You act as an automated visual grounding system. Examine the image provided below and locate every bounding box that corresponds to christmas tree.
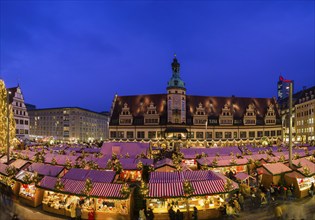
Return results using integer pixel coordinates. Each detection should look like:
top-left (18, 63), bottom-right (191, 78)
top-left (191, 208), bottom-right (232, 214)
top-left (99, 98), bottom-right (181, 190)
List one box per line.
top-left (0, 80), bottom-right (16, 152)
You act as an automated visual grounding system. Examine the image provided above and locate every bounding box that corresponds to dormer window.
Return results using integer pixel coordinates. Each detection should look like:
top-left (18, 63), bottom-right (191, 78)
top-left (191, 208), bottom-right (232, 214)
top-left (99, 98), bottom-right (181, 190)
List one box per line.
top-left (219, 104), bottom-right (233, 125)
top-left (243, 104), bottom-right (256, 125)
top-left (144, 102), bottom-right (159, 125)
top-left (194, 103), bottom-right (207, 125)
top-left (265, 104), bottom-right (276, 125)
top-left (119, 103), bottom-right (133, 125)
top-left (121, 103), bottom-right (131, 115)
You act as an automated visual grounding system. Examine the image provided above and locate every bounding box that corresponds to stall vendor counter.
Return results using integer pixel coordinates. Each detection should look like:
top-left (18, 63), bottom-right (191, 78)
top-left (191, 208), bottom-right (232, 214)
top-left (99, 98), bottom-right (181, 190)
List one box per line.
top-left (147, 195), bottom-right (224, 220)
top-left (19, 184), bottom-right (44, 207)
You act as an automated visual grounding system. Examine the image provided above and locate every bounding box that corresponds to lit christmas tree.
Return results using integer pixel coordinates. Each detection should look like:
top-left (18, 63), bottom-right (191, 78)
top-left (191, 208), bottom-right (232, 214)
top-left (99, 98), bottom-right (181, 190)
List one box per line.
top-left (0, 80), bottom-right (16, 153)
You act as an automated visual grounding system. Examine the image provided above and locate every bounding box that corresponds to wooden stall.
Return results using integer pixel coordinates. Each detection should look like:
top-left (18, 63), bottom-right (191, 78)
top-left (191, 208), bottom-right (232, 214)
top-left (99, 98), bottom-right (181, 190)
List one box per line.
top-left (39, 175), bottom-right (133, 220)
top-left (15, 170), bottom-right (44, 207)
top-left (259, 163), bottom-right (292, 187)
top-left (146, 171), bottom-right (238, 220)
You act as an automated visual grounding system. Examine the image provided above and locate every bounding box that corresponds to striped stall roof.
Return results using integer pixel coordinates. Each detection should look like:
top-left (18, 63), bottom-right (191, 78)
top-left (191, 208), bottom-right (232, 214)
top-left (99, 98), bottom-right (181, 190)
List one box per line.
top-left (182, 170), bottom-right (221, 181)
top-left (63, 179), bottom-right (85, 195)
top-left (63, 168), bottom-right (89, 180)
top-left (88, 170), bottom-right (116, 183)
top-left (90, 182), bottom-right (124, 198)
top-left (27, 163), bottom-right (64, 177)
top-left (55, 155), bottom-right (79, 165)
top-left (148, 182), bottom-right (184, 198)
top-left (39, 176), bottom-right (60, 189)
top-left (149, 172), bottom-right (181, 183)
top-left (191, 179), bottom-right (225, 195)
top-left (95, 156), bottom-right (112, 169)
top-left (63, 168), bottom-right (116, 183)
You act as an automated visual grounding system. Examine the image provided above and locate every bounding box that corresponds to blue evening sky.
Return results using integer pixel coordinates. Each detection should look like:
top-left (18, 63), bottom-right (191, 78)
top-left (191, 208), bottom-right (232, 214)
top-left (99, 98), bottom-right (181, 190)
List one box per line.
top-left (1, 1), bottom-right (314, 112)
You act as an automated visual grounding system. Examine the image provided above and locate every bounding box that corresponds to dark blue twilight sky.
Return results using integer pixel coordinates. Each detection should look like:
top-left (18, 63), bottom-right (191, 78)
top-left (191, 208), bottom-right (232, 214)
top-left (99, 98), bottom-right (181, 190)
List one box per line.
top-left (0, 1), bottom-right (314, 112)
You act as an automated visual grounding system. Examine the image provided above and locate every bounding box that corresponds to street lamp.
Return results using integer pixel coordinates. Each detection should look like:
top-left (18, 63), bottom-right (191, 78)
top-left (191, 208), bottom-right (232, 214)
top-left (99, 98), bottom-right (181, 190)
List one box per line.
top-left (289, 82), bottom-right (293, 168)
top-left (6, 89), bottom-right (11, 163)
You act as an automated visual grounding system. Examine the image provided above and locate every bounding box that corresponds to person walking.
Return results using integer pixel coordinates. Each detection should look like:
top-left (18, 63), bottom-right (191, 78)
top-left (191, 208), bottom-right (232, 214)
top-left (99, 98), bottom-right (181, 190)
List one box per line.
top-left (146, 208), bottom-right (154, 220)
top-left (75, 203), bottom-right (82, 220)
top-left (88, 207), bottom-right (95, 220)
top-left (139, 208), bottom-right (146, 220)
top-left (309, 183), bottom-right (314, 197)
top-left (238, 193), bottom-right (244, 211)
top-left (192, 206), bottom-right (198, 220)
top-left (70, 203), bottom-right (76, 220)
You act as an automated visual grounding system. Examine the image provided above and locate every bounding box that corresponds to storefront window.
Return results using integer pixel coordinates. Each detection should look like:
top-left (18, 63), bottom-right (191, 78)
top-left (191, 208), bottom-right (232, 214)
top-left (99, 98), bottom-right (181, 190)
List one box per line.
top-left (147, 195), bottom-right (225, 214)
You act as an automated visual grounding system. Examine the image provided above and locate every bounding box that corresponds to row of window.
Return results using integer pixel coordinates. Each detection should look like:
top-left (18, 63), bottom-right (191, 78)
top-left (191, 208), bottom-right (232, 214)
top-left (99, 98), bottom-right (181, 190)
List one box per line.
top-left (15, 119), bottom-right (29, 125)
top-left (110, 130), bottom-right (282, 139)
top-left (296, 108), bottom-right (314, 117)
top-left (297, 127), bottom-right (314, 134)
top-left (15, 102), bottom-right (23, 107)
top-left (14, 109), bottom-right (27, 116)
top-left (16, 129), bottom-right (29, 135)
top-left (296, 118), bottom-right (314, 126)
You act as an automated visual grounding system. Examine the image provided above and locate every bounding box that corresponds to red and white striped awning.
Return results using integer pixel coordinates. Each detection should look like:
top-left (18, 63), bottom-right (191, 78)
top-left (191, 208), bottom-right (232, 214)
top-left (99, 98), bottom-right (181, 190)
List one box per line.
top-left (191, 180), bottom-right (226, 195)
top-left (182, 170), bottom-right (221, 181)
top-left (149, 172), bottom-right (181, 183)
top-left (90, 182), bottom-right (124, 198)
top-left (148, 182), bottom-right (184, 198)
top-left (63, 179), bottom-right (85, 195)
top-left (39, 176), bottom-right (125, 198)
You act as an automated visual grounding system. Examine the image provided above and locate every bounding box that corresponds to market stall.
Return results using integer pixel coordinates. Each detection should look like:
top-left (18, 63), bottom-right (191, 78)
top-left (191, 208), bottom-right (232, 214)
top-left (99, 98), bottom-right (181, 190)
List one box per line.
top-left (284, 171), bottom-right (314, 198)
top-left (284, 158), bottom-right (315, 198)
top-left (119, 158), bottom-right (153, 182)
top-left (154, 158), bottom-right (176, 172)
top-left (14, 170), bottom-right (44, 207)
top-left (259, 163), bottom-right (292, 187)
top-left (146, 171), bottom-right (238, 220)
top-left (0, 163), bottom-right (19, 195)
top-left (38, 176), bottom-right (132, 220)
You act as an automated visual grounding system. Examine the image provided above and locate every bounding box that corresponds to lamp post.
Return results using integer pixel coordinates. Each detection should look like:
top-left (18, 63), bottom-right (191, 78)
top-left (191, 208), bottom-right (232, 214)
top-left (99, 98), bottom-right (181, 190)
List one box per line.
top-left (289, 82), bottom-right (293, 168)
top-left (6, 90), bottom-right (11, 163)
top-left (204, 120), bottom-right (208, 147)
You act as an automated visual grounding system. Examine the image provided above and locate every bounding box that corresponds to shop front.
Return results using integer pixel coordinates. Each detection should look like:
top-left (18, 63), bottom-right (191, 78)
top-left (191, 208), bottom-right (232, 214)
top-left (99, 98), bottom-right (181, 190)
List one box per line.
top-left (38, 176), bottom-right (133, 220)
top-left (146, 171), bottom-right (239, 220)
top-left (14, 170), bottom-right (44, 207)
top-left (284, 171), bottom-right (315, 198)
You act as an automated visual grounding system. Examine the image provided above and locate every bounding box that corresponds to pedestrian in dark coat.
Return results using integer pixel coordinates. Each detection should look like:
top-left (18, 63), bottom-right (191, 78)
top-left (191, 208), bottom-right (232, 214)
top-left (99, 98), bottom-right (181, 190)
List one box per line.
top-left (147, 208), bottom-right (154, 220)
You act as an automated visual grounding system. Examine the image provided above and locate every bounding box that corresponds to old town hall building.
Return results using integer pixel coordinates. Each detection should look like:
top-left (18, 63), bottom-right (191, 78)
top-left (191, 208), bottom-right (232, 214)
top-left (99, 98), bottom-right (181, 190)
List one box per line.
top-left (109, 56), bottom-right (282, 147)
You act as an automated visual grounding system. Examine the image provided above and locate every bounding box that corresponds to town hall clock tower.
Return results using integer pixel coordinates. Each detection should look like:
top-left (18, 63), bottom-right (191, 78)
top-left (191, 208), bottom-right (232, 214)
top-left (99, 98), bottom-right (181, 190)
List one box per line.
top-left (167, 55), bottom-right (186, 124)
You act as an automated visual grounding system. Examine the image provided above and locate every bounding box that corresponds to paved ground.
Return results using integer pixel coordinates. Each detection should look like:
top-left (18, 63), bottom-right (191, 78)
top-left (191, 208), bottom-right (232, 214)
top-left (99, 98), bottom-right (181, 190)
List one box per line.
top-left (222, 196), bottom-right (315, 220)
top-left (0, 196), bottom-right (66, 220)
top-left (1, 195), bottom-right (315, 220)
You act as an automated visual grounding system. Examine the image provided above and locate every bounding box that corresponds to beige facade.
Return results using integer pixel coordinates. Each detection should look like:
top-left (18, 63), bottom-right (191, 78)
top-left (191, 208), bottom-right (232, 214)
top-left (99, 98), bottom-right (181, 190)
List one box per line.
top-left (28, 107), bottom-right (109, 142)
top-left (295, 91), bottom-right (315, 143)
top-left (8, 86), bottom-right (30, 139)
top-left (280, 86), bottom-right (315, 144)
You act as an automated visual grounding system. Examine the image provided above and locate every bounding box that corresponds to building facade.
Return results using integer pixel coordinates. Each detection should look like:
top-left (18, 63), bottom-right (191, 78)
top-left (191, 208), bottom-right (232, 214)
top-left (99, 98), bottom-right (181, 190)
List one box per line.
top-left (279, 86), bottom-right (315, 144)
top-left (28, 107), bottom-right (109, 142)
top-left (8, 85), bottom-right (30, 139)
top-left (109, 57), bottom-right (282, 147)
